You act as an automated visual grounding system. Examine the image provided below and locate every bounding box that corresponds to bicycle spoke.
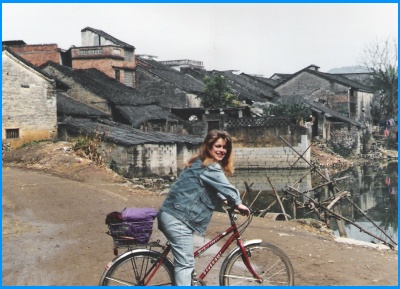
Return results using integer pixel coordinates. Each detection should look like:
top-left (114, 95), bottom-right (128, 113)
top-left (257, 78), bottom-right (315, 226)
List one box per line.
top-left (220, 243), bottom-right (294, 286)
top-left (100, 251), bottom-right (174, 286)
top-left (105, 276), bottom-right (136, 286)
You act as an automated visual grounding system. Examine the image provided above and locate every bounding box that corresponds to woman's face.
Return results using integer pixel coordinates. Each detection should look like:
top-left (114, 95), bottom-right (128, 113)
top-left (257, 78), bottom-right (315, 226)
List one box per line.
top-left (210, 138), bottom-right (228, 162)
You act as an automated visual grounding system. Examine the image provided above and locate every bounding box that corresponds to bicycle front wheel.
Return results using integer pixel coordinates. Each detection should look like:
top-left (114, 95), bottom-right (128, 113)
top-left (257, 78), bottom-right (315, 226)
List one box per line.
top-left (220, 242), bottom-right (294, 286)
top-left (100, 250), bottom-right (174, 286)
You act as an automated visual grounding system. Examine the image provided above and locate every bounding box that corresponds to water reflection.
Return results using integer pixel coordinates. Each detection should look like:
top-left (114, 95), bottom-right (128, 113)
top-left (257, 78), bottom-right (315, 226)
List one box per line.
top-left (229, 161), bottom-right (398, 245)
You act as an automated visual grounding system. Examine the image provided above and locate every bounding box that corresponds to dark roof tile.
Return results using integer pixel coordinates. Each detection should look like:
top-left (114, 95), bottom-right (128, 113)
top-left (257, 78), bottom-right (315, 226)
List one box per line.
top-left (57, 92), bottom-right (109, 118)
top-left (115, 105), bottom-right (181, 128)
top-left (41, 61), bottom-right (155, 106)
top-left (65, 118), bottom-right (203, 146)
top-left (81, 27), bottom-right (135, 49)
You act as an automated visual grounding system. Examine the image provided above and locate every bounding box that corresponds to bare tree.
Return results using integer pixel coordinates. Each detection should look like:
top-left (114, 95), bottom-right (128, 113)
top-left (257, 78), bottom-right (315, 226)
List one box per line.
top-left (359, 37), bottom-right (398, 120)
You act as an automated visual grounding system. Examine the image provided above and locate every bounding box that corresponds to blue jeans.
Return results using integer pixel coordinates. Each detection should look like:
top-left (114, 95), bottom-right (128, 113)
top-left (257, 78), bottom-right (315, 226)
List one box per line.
top-left (158, 211), bottom-right (194, 286)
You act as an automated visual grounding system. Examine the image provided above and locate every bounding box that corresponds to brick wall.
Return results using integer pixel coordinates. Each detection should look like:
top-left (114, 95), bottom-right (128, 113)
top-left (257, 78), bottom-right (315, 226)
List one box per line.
top-left (9, 44), bottom-right (60, 66)
top-left (71, 46), bottom-right (136, 87)
top-left (100, 143), bottom-right (179, 177)
top-left (2, 53), bottom-right (57, 148)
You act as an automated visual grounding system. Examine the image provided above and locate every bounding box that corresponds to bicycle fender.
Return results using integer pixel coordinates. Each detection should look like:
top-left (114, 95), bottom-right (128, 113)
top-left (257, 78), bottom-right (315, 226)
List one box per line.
top-left (218, 239), bottom-right (262, 284)
top-left (224, 239), bottom-right (262, 263)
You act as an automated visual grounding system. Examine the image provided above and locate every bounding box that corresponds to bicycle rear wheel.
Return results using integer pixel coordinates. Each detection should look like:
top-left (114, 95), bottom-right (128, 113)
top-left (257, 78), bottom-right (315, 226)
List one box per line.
top-left (100, 250), bottom-right (174, 286)
top-left (220, 242), bottom-right (294, 286)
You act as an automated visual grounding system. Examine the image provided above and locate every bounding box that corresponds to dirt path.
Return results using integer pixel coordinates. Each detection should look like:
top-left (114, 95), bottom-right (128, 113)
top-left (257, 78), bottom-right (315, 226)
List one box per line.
top-left (2, 165), bottom-right (397, 286)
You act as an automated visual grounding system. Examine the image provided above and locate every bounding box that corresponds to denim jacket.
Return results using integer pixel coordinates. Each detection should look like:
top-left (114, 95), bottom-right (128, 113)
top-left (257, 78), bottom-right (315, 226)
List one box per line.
top-left (158, 159), bottom-right (241, 235)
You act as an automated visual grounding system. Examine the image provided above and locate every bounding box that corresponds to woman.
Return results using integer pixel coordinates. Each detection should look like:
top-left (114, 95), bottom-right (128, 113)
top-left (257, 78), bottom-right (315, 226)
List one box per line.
top-left (158, 130), bottom-right (250, 286)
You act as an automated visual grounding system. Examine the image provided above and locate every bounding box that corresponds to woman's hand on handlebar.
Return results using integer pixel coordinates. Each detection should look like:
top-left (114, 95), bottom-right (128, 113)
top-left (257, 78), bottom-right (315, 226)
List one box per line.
top-left (236, 204), bottom-right (251, 217)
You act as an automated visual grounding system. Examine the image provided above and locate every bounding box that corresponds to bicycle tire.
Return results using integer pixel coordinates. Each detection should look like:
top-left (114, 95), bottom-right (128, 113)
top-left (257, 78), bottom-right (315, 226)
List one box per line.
top-left (100, 250), bottom-right (174, 286)
top-left (220, 242), bottom-right (295, 286)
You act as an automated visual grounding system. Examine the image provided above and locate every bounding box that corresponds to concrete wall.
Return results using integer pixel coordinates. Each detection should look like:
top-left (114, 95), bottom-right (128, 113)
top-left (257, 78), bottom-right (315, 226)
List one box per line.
top-left (100, 141), bottom-right (202, 177)
top-left (234, 135), bottom-right (310, 169)
top-left (2, 52), bottom-right (57, 148)
top-left (99, 134), bottom-right (310, 178)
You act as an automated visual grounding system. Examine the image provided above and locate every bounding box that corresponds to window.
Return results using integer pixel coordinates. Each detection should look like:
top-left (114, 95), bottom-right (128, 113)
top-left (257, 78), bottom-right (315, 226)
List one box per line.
top-left (115, 70), bottom-right (120, 81)
top-left (6, 129), bottom-right (19, 139)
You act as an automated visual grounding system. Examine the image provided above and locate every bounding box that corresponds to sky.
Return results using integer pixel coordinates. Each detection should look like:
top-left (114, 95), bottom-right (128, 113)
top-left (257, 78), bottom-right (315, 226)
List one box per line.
top-left (2, 3), bottom-right (398, 77)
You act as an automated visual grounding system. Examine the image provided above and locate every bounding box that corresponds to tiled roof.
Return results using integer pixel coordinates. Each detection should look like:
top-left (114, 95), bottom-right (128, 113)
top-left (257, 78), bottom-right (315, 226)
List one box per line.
top-left (65, 117), bottom-right (203, 146)
top-left (277, 95), bottom-right (365, 127)
top-left (57, 92), bottom-right (109, 118)
top-left (242, 73), bottom-right (279, 87)
top-left (41, 61), bottom-right (155, 106)
top-left (276, 67), bottom-right (373, 92)
top-left (181, 69), bottom-right (250, 102)
top-left (307, 100), bottom-right (365, 128)
top-left (2, 40), bottom-right (26, 46)
top-left (81, 27), bottom-right (135, 49)
top-left (318, 71), bottom-right (372, 92)
top-left (221, 71), bottom-right (277, 100)
top-left (184, 68), bottom-right (274, 103)
top-left (137, 57), bottom-right (205, 93)
top-left (270, 73), bottom-right (292, 80)
top-left (115, 105), bottom-right (181, 128)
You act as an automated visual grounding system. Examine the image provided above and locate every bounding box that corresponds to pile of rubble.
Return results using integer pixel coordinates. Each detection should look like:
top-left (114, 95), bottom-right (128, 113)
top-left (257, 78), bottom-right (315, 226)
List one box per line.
top-left (310, 138), bottom-right (397, 174)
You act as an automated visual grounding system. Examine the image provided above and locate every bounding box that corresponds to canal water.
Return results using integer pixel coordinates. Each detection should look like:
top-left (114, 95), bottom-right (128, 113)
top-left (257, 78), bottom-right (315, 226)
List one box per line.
top-left (228, 161), bottom-right (398, 245)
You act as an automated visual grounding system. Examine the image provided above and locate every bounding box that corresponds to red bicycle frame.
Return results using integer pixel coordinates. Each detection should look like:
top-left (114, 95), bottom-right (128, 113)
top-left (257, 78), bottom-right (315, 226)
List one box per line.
top-left (194, 215), bottom-right (262, 282)
top-left (143, 210), bottom-right (262, 285)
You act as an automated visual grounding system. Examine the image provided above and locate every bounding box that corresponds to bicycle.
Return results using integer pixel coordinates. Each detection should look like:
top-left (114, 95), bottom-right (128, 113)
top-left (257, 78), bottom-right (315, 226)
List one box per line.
top-left (99, 207), bottom-right (295, 286)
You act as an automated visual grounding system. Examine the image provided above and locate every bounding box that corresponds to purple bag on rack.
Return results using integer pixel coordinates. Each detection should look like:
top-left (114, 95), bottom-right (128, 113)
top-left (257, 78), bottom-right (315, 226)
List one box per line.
top-left (119, 208), bottom-right (158, 244)
top-left (121, 207), bottom-right (158, 222)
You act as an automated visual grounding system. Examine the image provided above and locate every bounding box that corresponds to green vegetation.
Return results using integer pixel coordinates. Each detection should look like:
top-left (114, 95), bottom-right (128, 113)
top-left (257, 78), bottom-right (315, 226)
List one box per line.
top-left (263, 103), bottom-right (311, 123)
top-left (198, 75), bottom-right (238, 108)
top-left (20, 140), bottom-right (46, 148)
top-left (72, 134), bottom-right (104, 165)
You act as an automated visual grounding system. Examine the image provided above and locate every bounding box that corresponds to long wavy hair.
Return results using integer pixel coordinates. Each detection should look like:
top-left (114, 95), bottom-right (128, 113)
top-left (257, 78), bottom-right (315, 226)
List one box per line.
top-left (185, 130), bottom-right (235, 176)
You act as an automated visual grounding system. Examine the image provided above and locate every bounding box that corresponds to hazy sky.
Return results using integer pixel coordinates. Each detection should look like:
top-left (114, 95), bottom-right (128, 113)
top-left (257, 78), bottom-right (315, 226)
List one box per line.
top-left (2, 3), bottom-right (398, 77)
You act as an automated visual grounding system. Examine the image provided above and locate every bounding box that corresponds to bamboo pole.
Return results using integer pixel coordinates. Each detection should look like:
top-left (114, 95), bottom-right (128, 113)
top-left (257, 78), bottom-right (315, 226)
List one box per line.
top-left (267, 177), bottom-right (289, 221)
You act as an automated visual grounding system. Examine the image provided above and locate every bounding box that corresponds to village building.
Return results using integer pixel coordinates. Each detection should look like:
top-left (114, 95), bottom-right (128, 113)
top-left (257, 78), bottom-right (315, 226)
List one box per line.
top-left (70, 27), bottom-right (136, 88)
top-left (269, 72), bottom-right (292, 83)
top-left (240, 72), bottom-right (280, 88)
top-left (275, 65), bottom-right (374, 122)
top-left (64, 117), bottom-right (203, 177)
top-left (41, 61), bottom-right (180, 133)
top-left (3, 40), bottom-right (66, 67)
top-left (135, 55), bottom-right (205, 108)
top-left (182, 68), bottom-right (276, 106)
top-left (2, 47), bottom-right (58, 149)
top-left (159, 59), bottom-right (205, 71)
top-left (274, 64), bottom-right (374, 154)
top-left (5, 26), bottom-right (384, 175)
